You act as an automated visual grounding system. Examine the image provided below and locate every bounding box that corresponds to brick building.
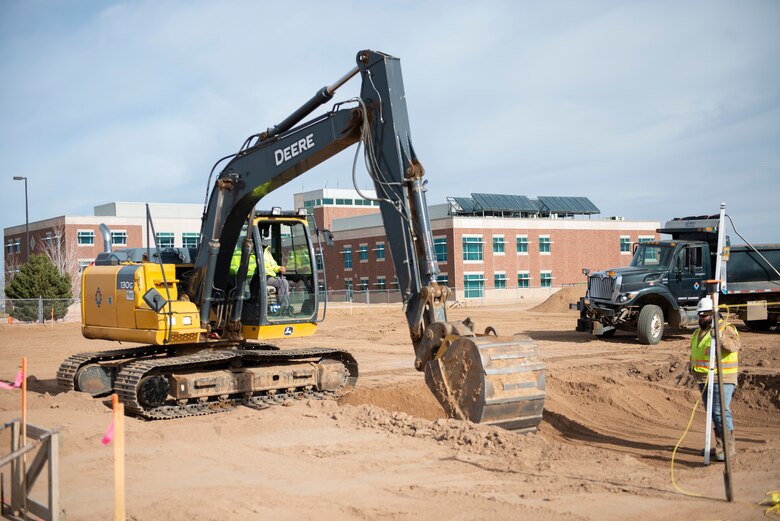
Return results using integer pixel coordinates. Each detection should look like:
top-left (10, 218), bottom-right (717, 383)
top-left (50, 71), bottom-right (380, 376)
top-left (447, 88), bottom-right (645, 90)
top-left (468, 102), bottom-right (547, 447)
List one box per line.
top-left (311, 192), bottom-right (659, 302)
top-left (5, 191), bottom-right (660, 303)
top-left (4, 202), bottom-right (202, 295)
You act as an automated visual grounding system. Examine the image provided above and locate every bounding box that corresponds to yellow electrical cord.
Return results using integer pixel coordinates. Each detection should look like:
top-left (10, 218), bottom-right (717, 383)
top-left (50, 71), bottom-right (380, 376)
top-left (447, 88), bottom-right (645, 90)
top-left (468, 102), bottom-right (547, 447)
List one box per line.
top-left (670, 394), bottom-right (705, 497)
top-left (670, 384), bottom-right (780, 516)
top-left (761, 491), bottom-right (780, 516)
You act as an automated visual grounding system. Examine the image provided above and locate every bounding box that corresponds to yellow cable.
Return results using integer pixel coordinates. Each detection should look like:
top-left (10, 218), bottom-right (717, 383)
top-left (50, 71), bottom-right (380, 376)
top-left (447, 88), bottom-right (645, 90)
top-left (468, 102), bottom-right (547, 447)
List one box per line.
top-left (670, 385), bottom-right (780, 515)
top-left (671, 393), bottom-right (705, 497)
top-left (760, 491), bottom-right (780, 517)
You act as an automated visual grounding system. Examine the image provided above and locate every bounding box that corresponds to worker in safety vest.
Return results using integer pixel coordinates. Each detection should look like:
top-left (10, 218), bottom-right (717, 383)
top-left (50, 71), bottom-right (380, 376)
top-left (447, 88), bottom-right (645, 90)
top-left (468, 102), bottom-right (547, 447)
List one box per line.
top-left (262, 238), bottom-right (291, 313)
top-left (690, 295), bottom-right (740, 461)
top-left (229, 247), bottom-right (257, 279)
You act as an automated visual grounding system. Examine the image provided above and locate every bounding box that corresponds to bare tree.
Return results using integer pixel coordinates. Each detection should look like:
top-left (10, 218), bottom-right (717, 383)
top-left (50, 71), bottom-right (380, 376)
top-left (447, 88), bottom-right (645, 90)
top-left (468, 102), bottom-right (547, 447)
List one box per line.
top-left (40, 226), bottom-right (80, 296)
top-left (4, 254), bottom-right (22, 290)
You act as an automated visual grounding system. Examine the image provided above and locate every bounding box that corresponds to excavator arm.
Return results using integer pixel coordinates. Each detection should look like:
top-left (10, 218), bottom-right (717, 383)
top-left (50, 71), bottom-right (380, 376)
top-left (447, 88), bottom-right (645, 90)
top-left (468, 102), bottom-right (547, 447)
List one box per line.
top-left (188, 50), bottom-right (545, 430)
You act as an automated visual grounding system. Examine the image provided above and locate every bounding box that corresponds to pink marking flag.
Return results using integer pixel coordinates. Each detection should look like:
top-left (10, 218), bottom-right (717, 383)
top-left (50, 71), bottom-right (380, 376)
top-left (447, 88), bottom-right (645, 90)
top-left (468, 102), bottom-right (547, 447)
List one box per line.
top-left (101, 418), bottom-right (116, 446)
top-left (0, 370), bottom-right (23, 390)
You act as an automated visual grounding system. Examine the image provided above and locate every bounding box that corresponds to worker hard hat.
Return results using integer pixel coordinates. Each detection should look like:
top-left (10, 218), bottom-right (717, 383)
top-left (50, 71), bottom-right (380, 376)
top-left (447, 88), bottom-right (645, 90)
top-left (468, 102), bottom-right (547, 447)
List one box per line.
top-left (697, 296), bottom-right (713, 314)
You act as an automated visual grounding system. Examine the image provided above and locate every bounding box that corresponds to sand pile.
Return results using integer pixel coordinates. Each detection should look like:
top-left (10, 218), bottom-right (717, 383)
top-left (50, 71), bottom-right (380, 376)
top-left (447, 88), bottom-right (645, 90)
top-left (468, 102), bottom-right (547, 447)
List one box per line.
top-left (338, 380), bottom-right (446, 420)
top-left (529, 286), bottom-right (586, 313)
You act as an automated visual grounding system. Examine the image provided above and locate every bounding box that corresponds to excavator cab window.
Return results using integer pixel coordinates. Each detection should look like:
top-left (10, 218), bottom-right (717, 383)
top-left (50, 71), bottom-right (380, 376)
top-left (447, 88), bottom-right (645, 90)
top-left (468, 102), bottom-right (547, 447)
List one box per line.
top-left (253, 218), bottom-right (317, 323)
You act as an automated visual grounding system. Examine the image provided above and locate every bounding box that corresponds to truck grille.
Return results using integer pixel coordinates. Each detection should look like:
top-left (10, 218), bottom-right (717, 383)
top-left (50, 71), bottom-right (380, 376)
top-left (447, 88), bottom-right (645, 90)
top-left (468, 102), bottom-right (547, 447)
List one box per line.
top-left (588, 275), bottom-right (617, 300)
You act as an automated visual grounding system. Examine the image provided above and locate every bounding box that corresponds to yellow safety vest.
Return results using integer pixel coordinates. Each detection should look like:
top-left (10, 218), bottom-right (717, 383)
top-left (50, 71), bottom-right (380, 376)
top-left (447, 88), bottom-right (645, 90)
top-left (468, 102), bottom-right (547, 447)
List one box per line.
top-left (230, 248), bottom-right (256, 278)
top-left (264, 246), bottom-right (281, 277)
top-left (690, 321), bottom-right (739, 375)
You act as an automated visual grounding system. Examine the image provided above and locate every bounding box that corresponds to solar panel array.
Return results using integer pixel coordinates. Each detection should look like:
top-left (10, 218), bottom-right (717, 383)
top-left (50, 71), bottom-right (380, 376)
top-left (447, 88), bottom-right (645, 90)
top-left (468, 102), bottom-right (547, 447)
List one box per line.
top-left (471, 193), bottom-right (539, 212)
top-left (537, 196), bottom-right (600, 214)
top-left (452, 196), bottom-right (478, 213)
top-left (448, 193), bottom-right (599, 216)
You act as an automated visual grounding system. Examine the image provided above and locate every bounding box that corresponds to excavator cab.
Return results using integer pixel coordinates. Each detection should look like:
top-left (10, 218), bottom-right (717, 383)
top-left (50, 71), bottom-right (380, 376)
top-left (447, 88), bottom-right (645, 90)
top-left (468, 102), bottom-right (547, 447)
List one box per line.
top-left (238, 211), bottom-right (322, 340)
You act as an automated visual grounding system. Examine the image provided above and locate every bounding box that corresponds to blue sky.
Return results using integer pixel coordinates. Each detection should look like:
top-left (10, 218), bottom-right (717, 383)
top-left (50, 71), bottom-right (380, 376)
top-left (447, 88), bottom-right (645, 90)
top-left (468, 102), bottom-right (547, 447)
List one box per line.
top-left (1, 0), bottom-right (779, 283)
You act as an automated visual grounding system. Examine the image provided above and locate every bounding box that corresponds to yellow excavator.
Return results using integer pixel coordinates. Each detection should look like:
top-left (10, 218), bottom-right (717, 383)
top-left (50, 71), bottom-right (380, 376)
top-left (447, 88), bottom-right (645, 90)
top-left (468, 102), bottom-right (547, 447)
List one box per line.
top-left (58, 50), bottom-right (545, 430)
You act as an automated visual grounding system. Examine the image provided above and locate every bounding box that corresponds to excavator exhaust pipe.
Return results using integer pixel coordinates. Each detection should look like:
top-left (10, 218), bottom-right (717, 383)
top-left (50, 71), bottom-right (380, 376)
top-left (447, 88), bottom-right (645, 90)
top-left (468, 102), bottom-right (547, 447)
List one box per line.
top-left (424, 335), bottom-right (545, 432)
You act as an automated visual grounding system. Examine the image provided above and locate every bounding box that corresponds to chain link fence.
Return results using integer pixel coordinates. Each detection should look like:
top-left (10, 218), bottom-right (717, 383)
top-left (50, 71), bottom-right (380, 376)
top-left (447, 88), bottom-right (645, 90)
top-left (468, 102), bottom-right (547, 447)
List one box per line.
top-left (1, 298), bottom-right (79, 324)
top-left (1, 285), bottom-right (578, 324)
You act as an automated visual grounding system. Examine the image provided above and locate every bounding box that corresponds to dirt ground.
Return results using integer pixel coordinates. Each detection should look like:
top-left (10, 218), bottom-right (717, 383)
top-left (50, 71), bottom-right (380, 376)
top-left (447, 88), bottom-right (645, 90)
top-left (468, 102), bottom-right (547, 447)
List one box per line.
top-left (1, 291), bottom-right (779, 521)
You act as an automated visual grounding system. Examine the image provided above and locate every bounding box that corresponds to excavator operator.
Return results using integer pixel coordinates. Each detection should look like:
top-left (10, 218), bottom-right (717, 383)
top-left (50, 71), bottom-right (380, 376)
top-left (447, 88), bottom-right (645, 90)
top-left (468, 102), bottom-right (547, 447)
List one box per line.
top-left (262, 236), bottom-right (291, 314)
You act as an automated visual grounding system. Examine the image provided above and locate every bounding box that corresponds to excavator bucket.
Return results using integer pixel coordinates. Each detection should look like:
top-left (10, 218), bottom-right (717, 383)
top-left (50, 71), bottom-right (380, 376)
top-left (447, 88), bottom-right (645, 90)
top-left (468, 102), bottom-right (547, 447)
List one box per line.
top-left (424, 334), bottom-right (545, 432)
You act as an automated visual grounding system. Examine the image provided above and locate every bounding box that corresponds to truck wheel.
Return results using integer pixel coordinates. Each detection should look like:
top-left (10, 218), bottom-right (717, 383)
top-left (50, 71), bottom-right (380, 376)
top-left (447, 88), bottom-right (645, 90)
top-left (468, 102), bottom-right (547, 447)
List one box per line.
top-left (637, 305), bottom-right (664, 345)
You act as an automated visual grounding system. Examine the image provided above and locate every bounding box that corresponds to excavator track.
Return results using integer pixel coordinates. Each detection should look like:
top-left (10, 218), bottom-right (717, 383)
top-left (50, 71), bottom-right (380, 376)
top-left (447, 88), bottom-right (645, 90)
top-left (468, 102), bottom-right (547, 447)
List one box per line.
top-left (57, 344), bottom-right (173, 392)
top-left (58, 345), bottom-right (358, 420)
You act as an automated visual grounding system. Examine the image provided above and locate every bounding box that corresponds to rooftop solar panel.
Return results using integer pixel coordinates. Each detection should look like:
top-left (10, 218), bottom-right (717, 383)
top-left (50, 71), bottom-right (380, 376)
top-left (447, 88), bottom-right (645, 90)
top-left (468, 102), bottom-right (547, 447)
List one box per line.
top-left (537, 196), bottom-right (600, 214)
top-left (452, 196), bottom-right (477, 213)
top-left (471, 193), bottom-right (538, 212)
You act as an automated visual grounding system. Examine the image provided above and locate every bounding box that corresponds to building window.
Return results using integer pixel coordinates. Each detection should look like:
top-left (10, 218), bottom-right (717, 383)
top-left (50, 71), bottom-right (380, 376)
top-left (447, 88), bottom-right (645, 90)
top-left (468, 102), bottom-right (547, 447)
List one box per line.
top-left (344, 279), bottom-right (353, 298)
top-left (438, 273), bottom-right (448, 288)
top-left (6, 241), bottom-right (13, 254)
top-left (77, 230), bottom-right (94, 246)
top-left (155, 232), bottom-right (174, 248)
top-left (111, 231), bottom-right (128, 246)
top-left (462, 236), bottom-right (483, 261)
top-left (182, 232), bottom-right (199, 249)
top-left (516, 236), bottom-right (528, 254)
top-left (358, 244), bottom-right (369, 262)
top-left (464, 273), bottom-right (484, 299)
top-left (358, 278), bottom-right (369, 291)
top-left (517, 272), bottom-right (530, 288)
top-left (434, 237), bottom-right (447, 263)
top-left (78, 259), bottom-right (93, 273)
top-left (336, 198), bottom-right (353, 205)
top-left (493, 236), bottom-right (505, 254)
top-left (375, 242), bottom-right (385, 261)
top-left (315, 252), bottom-right (324, 271)
top-left (43, 232), bottom-right (57, 246)
top-left (322, 198), bottom-right (334, 205)
top-left (13, 239), bottom-right (20, 253)
top-left (376, 277), bottom-right (386, 290)
top-left (494, 272), bottom-right (506, 290)
top-left (343, 245), bottom-right (353, 270)
top-left (539, 236), bottom-right (551, 254)
top-left (620, 236), bottom-right (631, 254)
top-left (541, 271), bottom-right (553, 288)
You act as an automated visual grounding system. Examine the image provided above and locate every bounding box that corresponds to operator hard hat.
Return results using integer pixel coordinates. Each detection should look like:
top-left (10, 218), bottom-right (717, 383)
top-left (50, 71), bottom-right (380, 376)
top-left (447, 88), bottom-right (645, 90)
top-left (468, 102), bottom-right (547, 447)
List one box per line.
top-left (697, 296), bottom-right (713, 315)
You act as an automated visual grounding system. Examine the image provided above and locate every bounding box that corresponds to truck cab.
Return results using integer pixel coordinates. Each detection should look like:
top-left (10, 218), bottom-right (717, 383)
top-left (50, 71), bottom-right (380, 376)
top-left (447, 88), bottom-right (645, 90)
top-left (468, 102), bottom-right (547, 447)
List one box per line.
top-left (576, 216), bottom-right (720, 344)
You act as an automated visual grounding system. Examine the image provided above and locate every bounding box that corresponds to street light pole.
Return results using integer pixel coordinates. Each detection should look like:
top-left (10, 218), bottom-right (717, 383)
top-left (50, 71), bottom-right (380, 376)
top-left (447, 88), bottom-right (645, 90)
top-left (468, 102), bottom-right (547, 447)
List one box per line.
top-left (13, 176), bottom-right (29, 262)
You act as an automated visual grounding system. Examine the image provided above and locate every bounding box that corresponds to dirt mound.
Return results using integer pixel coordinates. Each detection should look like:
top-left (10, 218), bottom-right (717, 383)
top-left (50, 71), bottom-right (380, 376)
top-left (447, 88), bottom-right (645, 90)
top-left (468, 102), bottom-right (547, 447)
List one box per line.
top-left (333, 403), bottom-right (550, 462)
top-left (338, 380), bottom-right (447, 420)
top-left (529, 286), bottom-right (585, 313)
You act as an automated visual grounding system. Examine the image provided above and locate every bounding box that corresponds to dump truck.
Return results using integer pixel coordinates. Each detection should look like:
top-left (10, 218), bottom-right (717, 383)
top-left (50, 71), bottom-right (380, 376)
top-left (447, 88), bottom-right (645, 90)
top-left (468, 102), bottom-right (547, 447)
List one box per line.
top-left (575, 214), bottom-right (780, 344)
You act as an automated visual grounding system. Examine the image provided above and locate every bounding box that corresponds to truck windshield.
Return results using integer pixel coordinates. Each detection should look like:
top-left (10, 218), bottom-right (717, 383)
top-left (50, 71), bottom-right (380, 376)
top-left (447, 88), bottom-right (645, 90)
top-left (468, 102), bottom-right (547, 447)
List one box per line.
top-left (630, 244), bottom-right (676, 270)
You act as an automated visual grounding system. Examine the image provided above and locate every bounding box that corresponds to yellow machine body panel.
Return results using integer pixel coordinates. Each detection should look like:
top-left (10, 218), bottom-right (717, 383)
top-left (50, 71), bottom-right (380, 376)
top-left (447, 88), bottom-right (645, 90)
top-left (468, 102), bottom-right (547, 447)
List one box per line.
top-left (81, 262), bottom-right (205, 345)
top-left (242, 322), bottom-right (318, 340)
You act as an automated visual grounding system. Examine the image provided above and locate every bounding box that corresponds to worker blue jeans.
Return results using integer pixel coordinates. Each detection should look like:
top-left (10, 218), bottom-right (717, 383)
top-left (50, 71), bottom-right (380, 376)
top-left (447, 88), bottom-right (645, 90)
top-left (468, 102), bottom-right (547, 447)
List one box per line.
top-left (267, 276), bottom-right (290, 309)
top-left (699, 382), bottom-right (735, 434)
